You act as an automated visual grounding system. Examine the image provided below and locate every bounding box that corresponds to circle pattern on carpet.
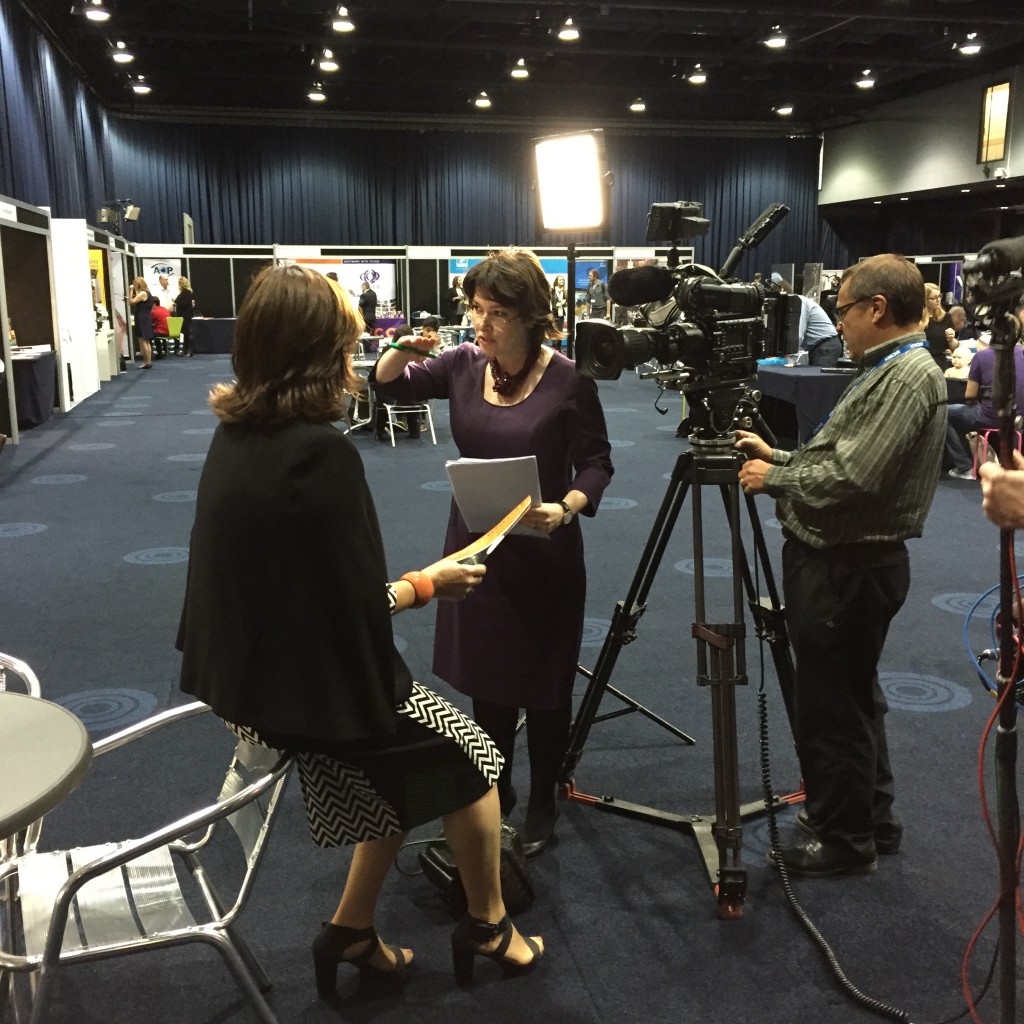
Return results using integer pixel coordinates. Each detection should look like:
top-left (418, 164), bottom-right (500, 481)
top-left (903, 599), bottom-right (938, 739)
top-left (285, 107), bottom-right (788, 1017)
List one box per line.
top-left (123, 547), bottom-right (190, 565)
top-left (57, 688), bottom-right (159, 732)
top-left (879, 672), bottom-right (973, 712)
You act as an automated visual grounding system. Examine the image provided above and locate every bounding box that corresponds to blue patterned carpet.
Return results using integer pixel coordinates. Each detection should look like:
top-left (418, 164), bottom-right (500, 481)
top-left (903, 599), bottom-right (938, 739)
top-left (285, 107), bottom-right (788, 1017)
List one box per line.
top-left (1, 355), bottom-right (1019, 1023)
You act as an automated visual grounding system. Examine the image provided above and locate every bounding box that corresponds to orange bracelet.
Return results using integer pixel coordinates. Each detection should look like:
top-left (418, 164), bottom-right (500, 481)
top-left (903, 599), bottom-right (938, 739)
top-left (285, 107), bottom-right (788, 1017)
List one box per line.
top-left (399, 570), bottom-right (435, 608)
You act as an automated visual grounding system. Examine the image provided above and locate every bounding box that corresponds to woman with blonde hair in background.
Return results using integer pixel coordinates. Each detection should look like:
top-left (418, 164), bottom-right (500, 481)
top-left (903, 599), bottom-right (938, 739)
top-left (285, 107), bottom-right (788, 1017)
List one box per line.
top-left (128, 276), bottom-right (154, 369)
top-left (923, 282), bottom-right (954, 371)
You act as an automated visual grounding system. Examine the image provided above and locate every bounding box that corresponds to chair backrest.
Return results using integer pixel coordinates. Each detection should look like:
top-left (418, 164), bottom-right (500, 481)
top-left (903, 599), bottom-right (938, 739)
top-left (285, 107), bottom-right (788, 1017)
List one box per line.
top-left (0, 651), bottom-right (41, 696)
top-left (166, 316), bottom-right (184, 337)
top-left (218, 738), bottom-right (290, 867)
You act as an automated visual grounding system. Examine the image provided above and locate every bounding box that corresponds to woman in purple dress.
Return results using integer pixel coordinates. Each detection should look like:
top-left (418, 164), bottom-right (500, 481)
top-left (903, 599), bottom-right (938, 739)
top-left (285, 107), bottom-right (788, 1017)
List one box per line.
top-left (373, 249), bottom-right (613, 858)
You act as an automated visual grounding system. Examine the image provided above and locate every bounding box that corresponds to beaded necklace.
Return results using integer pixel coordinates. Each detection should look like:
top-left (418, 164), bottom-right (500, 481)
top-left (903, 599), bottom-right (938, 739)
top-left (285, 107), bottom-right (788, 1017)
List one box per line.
top-left (489, 347), bottom-right (540, 398)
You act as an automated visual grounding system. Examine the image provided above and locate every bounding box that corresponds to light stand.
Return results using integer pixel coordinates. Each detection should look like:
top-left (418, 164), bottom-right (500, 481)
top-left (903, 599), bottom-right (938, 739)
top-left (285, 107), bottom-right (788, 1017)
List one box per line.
top-left (964, 238), bottom-right (1024, 1024)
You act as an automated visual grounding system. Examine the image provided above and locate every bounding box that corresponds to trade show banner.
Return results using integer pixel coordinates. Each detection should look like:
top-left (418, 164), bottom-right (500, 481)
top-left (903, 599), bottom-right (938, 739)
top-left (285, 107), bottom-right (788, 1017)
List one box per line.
top-left (294, 257), bottom-right (397, 310)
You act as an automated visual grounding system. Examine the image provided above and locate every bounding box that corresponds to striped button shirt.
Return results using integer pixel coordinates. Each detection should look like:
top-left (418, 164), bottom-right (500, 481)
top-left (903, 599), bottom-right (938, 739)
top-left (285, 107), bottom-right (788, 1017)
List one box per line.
top-left (762, 331), bottom-right (947, 549)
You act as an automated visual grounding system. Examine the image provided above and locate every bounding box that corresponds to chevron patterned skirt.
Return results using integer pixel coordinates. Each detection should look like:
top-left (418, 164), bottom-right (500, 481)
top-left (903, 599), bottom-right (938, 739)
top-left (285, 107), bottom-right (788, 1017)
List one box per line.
top-left (227, 682), bottom-right (503, 847)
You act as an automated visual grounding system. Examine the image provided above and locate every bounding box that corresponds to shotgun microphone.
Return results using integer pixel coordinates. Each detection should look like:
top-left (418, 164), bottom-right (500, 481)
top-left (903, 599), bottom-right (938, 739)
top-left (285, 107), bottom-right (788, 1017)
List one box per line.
top-left (964, 236), bottom-right (1024, 278)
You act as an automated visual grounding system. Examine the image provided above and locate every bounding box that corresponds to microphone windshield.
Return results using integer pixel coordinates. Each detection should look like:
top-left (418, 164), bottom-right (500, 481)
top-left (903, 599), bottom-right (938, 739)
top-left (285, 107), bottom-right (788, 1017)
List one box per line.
top-left (609, 266), bottom-right (674, 307)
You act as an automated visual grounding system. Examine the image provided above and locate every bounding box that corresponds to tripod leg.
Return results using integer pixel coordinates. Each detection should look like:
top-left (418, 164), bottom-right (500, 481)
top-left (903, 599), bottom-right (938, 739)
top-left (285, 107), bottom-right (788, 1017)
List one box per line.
top-left (562, 451), bottom-right (695, 782)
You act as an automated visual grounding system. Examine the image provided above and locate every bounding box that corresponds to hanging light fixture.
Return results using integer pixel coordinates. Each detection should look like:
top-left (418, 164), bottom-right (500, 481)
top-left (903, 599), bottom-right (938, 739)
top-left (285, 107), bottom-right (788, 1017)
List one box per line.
top-left (763, 25), bottom-right (787, 48)
top-left (474, 91), bottom-right (492, 108)
top-left (84, 1), bottom-right (111, 22)
top-left (112, 41), bottom-right (134, 64)
top-left (957, 33), bottom-right (982, 56)
top-left (319, 49), bottom-right (339, 72)
top-left (558, 18), bottom-right (580, 42)
top-left (131, 76), bottom-right (151, 95)
top-left (511, 58), bottom-right (529, 79)
top-left (307, 82), bottom-right (326, 102)
top-left (687, 64), bottom-right (707, 85)
top-left (773, 103), bottom-right (793, 116)
top-left (629, 97), bottom-right (646, 113)
top-left (332, 6), bottom-right (355, 32)
top-left (855, 69), bottom-right (875, 89)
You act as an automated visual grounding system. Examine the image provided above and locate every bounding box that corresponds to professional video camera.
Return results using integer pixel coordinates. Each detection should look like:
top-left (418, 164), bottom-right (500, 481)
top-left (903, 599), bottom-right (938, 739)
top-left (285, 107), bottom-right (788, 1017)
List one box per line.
top-left (575, 202), bottom-right (795, 392)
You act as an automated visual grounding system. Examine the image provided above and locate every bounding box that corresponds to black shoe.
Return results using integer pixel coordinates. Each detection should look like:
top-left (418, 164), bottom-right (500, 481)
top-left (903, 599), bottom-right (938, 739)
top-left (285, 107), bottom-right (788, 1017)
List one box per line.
top-left (796, 810), bottom-right (901, 855)
top-left (450, 914), bottom-right (542, 986)
top-left (521, 797), bottom-right (559, 860)
top-left (767, 837), bottom-right (877, 877)
top-left (311, 922), bottom-right (410, 1001)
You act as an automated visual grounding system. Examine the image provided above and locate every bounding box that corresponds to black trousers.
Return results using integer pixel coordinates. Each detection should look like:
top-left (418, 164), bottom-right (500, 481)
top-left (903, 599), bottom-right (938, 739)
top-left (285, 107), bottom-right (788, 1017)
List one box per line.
top-left (782, 534), bottom-right (909, 857)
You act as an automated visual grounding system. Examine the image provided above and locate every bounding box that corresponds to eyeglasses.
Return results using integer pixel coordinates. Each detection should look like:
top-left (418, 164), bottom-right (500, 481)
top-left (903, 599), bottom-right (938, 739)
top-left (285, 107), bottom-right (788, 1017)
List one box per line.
top-left (835, 297), bottom-right (870, 323)
top-left (468, 304), bottom-right (518, 326)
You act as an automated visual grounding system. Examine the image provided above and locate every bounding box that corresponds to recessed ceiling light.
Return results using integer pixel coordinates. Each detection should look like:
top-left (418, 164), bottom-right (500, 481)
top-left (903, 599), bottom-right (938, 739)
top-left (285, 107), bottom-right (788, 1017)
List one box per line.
top-left (112, 41), bottom-right (134, 64)
top-left (511, 58), bottom-right (529, 79)
top-left (961, 188), bottom-right (971, 193)
top-left (474, 91), bottom-right (491, 109)
top-left (307, 83), bottom-right (326, 102)
top-left (687, 64), bottom-right (707, 85)
top-left (332, 6), bottom-right (355, 32)
top-left (773, 104), bottom-right (793, 116)
top-left (899, 196), bottom-right (909, 201)
top-left (630, 97), bottom-right (646, 113)
top-left (856, 70), bottom-right (874, 89)
top-left (873, 200), bottom-right (882, 205)
top-left (319, 49), bottom-right (339, 72)
top-left (84, 1), bottom-right (111, 22)
top-left (131, 77), bottom-right (151, 95)
top-left (558, 18), bottom-right (579, 42)
top-left (1001, 206), bottom-right (1008, 210)
top-left (996, 183), bottom-right (1007, 188)
top-left (764, 25), bottom-right (786, 48)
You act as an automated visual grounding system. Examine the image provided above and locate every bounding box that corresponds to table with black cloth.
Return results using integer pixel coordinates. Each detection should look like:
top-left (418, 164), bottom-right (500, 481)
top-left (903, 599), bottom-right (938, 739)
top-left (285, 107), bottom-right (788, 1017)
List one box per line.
top-left (756, 365), bottom-right (855, 446)
top-left (0, 691), bottom-right (93, 841)
top-left (10, 349), bottom-right (57, 429)
top-left (189, 318), bottom-right (236, 354)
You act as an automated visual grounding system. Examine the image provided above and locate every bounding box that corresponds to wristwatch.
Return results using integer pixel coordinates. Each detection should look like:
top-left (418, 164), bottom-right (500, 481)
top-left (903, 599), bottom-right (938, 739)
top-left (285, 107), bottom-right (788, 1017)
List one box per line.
top-left (557, 500), bottom-right (574, 525)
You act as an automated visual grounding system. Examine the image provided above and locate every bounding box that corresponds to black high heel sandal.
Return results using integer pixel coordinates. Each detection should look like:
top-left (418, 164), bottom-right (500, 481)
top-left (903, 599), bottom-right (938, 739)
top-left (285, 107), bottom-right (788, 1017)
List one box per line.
top-left (311, 922), bottom-right (410, 999)
top-left (450, 914), bottom-right (542, 986)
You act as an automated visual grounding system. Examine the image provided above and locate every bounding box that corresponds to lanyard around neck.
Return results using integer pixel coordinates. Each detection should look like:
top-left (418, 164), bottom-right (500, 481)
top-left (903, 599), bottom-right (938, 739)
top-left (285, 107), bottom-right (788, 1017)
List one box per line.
top-left (807, 341), bottom-right (924, 441)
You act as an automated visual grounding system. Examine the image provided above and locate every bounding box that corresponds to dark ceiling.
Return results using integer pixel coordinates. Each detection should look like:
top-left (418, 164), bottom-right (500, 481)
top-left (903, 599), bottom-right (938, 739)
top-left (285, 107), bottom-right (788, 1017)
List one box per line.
top-left (19, 0), bottom-right (1024, 135)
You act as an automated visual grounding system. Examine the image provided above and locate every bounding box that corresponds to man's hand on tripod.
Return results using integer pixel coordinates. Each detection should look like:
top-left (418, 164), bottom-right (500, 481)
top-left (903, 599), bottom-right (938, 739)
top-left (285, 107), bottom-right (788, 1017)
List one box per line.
top-left (735, 430), bottom-right (772, 495)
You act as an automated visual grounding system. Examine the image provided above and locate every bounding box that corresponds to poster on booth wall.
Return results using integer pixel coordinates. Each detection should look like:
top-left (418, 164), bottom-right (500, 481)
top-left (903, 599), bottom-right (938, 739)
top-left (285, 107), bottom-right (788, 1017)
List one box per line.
top-left (109, 250), bottom-right (129, 357)
top-left (292, 259), bottom-right (397, 316)
top-left (145, 257), bottom-right (182, 310)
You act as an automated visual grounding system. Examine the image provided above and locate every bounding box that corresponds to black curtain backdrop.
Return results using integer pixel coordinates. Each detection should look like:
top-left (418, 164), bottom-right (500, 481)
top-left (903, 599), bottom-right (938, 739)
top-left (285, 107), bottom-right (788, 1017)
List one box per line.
top-left (0, 0), bottom-right (844, 272)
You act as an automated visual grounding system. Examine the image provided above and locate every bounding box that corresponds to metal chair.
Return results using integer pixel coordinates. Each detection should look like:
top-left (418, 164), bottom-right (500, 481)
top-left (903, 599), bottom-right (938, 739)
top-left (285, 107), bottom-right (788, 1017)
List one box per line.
top-left (382, 399), bottom-right (436, 446)
top-left (0, 653), bottom-right (44, 859)
top-left (0, 702), bottom-right (294, 1024)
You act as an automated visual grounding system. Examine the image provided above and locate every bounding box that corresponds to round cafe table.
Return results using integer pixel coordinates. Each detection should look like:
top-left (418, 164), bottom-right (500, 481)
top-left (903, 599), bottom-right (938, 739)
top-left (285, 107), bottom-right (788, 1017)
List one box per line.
top-left (0, 692), bottom-right (93, 840)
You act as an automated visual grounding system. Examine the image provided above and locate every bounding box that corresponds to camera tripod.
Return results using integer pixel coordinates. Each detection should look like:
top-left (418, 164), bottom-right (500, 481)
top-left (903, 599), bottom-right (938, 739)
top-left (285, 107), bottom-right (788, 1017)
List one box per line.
top-left (560, 392), bottom-right (800, 919)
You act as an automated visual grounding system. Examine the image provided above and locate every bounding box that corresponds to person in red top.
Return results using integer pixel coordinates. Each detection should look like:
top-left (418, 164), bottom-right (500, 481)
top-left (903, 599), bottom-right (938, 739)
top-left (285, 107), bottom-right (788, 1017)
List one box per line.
top-left (151, 298), bottom-right (170, 359)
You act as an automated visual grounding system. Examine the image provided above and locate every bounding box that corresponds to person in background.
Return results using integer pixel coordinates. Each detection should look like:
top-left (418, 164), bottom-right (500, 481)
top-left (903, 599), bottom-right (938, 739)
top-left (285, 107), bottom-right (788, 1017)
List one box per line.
top-left (155, 274), bottom-right (175, 311)
top-left (736, 253), bottom-right (946, 877)
top-left (550, 275), bottom-right (568, 340)
top-left (946, 299), bottom-right (1024, 480)
top-left (128, 276), bottom-right (154, 369)
top-left (372, 248), bottom-right (613, 860)
top-left (447, 275), bottom-right (467, 325)
top-left (177, 264), bottom-right (542, 1001)
top-left (923, 283), bottom-right (954, 370)
top-left (795, 293), bottom-right (843, 367)
top-left (585, 268), bottom-right (611, 320)
top-left (174, 277), bottom-right (196, 357)
top-left (151, 296), bottom-right (170, 359)
top-left (948, 305), bottom-right (977, 343)
top-left (359, 281), bottom-right (377, 334)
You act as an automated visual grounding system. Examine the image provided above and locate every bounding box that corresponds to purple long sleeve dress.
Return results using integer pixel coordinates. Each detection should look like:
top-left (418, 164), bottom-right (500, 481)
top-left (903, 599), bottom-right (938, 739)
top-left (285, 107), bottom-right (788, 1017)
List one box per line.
top-left (373, 344), bottom-right (613, 709)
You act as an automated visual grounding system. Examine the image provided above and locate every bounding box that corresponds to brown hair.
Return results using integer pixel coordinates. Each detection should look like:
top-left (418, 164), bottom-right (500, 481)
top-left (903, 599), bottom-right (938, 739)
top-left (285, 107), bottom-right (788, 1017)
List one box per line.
top-left (209, 264), bottom-right (361, 424)
top-left (840, 255), bottom-right (927, 329)
top-left (463, 249), bottom-right (561, 350)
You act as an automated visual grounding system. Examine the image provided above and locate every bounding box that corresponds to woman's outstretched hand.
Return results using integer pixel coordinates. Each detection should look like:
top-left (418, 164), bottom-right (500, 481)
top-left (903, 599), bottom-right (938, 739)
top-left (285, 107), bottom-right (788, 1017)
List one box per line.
top-left (422, 558), bottom-right (486, 600)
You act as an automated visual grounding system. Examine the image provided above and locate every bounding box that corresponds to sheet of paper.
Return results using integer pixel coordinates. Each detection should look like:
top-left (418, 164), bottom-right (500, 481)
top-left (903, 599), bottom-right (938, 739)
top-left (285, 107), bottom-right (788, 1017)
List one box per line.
top-left (445, 456), bottom-right (545, 537)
